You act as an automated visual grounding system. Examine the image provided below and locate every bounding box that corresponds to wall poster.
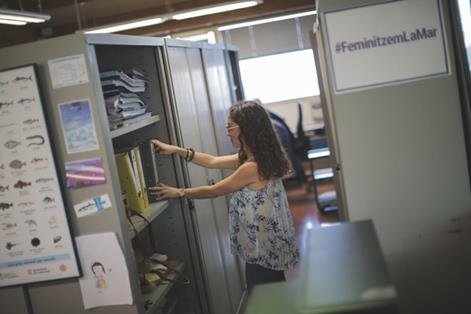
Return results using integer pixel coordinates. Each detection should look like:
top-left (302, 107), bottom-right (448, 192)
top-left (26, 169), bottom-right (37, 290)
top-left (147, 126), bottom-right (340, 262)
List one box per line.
top-left (324, 0), bottom-right (448, 93)
top-left (0, 64), bottom-right (80, 287)
top-left (58, 99), bottom-right (99, 154)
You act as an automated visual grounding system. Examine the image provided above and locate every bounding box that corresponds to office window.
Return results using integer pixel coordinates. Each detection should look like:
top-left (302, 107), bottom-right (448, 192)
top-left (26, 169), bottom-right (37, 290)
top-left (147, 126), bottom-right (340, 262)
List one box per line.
top-left (458, 0), bottom-right (471, 71)
top-left (239, 49), bottom-right (320, 103)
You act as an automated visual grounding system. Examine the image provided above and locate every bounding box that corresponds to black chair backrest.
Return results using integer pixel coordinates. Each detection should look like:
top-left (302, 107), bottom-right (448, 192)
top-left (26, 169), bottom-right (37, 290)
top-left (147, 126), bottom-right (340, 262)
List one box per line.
top-left (295, 103), bottom-right (311, 154)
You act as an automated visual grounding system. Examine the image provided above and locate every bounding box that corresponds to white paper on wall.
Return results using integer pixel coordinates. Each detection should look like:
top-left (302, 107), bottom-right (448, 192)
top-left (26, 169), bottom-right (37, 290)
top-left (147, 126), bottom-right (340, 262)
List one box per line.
top-left (75, 232), bottom-right (133, 309)
top-left (48, 54), bottom-right (89, 89)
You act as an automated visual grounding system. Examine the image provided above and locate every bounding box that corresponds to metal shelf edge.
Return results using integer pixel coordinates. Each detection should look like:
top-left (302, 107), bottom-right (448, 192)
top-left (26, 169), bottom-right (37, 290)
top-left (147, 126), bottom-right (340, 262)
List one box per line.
top-left (128, 200), bottom-right (169, 237)
top-left (111, 115), bottom-right (161, 138)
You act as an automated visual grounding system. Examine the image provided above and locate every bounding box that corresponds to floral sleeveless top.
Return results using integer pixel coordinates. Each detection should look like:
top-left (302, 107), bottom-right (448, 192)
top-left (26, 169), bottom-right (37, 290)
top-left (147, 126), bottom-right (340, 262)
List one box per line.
top-left (229, 178), bottom-right (299, 270)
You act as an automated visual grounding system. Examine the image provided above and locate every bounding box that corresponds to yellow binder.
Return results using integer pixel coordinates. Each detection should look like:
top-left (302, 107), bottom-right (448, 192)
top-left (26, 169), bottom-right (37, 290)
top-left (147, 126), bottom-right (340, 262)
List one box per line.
top-left (115, 152), bottom-right (145, 213)
top-left (133, 146), bottom-right (149, 208)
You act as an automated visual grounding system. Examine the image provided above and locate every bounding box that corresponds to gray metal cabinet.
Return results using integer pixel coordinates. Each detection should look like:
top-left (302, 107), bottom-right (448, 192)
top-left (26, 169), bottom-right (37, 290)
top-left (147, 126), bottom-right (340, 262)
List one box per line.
top-left (164, 39), bottom-right (244, 314)
top-left (0, 33), bottom-right (244, 314)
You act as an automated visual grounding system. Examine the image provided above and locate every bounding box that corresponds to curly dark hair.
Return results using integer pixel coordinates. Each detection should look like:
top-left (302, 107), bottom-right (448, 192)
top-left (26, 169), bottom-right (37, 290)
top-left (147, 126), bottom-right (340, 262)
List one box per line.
top-left (229, 100), bottom-right (290, 180)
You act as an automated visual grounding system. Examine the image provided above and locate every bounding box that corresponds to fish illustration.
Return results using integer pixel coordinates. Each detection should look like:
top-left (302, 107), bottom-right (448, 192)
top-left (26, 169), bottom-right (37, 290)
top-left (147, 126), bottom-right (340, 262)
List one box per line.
top-left (4, 140), bottom-right (20, 149)
top-left (17, 97), bottom-right (35, 105)
top-left (0, 202), bottom-right (13, 210)
top-left (31, 157), bottom-right (47, 164)
top-left (43, 196), bottom-right (54, 203)
top-left (0, 185), bottom-right (9, 192)
top-left (0, 123), bottom-right (14, 129)
top-left (48, 216), bottom-right (58, 225)
top-left (25, 219), bottom-right (37, 228)
top-left (2, 222), bottom-right (17, 229)
top-left (26, 135), bottom-right (45, 146)
top-left (18, 201), bottom-right (34, 207)
top-left (35, 178), bottom-right (54, 183)
top-left (14, 180), bottom-right (31, 189)
top-left (12, 75), bottom-right (32, 83)
top-left (53, 235), bottom-right (62, 243)
top-left (0, 101), bottom-right (13, 108)
top-left (9, 160), bottom-right (26, 169)
top-left (0, 81), bottom-right (9, 86)
top-left (0, 164), bottom-right (3, 169)
top-left (23, 118), bottom-right (40, 124)
top-left (5, 242), bottom-right (19, 250)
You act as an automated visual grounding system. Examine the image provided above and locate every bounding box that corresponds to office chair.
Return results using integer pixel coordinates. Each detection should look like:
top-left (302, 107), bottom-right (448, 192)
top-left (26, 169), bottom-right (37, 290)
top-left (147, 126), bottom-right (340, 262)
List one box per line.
top-left (294, 103), bottom-right (311, 157)
top-left (269, 111), bottom-right (306, 185)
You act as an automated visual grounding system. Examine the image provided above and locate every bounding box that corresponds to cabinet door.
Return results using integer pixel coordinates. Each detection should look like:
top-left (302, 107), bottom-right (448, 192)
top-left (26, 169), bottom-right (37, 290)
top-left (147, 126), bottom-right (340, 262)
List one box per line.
top-left (166, 46), bottom-right (243, 314)
top-left (186, 47), bottom-right (244, 314)
top-left (202, 48), bottom-right (236, 156)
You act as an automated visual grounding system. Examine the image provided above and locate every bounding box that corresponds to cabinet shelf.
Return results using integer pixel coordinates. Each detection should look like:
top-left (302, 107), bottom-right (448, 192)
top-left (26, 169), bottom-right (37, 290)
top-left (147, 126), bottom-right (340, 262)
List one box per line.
top-left (143, 261), bottom-right (185, 314)
top-left (128, 200), bottom-right (169, 237)
top-left (111, 114), bottom-right (161, 138)
top-left (313, 168), bottom-right (334, 180)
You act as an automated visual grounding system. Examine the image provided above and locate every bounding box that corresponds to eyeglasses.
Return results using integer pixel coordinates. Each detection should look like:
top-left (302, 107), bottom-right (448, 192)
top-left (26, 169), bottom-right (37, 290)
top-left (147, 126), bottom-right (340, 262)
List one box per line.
top-left (225, 125), bottom-right (239, 132)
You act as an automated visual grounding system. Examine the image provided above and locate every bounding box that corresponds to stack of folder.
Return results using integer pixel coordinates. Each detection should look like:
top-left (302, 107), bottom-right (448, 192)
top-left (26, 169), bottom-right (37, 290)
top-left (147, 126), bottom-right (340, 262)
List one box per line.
top-left (100, 68), bottom-right (152, 130)
top-left (116, 146), bottom-right (151, 213)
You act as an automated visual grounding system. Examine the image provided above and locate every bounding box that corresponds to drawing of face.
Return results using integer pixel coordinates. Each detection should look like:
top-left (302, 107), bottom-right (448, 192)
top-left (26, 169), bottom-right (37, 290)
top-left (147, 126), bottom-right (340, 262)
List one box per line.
top-left (91, 262), bottom-right (107, 289)
top-left (91, 262), bottom-right (105, 277)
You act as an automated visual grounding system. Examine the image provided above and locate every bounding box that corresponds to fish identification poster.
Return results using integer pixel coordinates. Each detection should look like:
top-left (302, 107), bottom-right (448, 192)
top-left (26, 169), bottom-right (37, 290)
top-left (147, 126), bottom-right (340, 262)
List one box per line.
top-left (0, 64), bottom-right (80, 287)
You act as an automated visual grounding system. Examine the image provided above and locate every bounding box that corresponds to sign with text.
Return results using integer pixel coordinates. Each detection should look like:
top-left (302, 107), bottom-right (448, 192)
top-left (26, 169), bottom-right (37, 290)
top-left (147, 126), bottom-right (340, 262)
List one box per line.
top-left (324, 0), bottom-right (448, 93)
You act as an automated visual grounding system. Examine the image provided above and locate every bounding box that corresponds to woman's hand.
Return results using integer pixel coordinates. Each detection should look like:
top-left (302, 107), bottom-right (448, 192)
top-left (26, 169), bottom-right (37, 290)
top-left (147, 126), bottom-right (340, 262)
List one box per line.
top-left (151, 139), bottom-right (179, 155)
top-left (149, 183), bottom-right (181, 200)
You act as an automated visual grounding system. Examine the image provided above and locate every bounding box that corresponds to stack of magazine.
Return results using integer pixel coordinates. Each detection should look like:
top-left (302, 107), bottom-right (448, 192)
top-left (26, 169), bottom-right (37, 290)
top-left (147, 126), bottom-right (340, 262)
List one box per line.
top-left (100, 68), bottom-right (151, 130)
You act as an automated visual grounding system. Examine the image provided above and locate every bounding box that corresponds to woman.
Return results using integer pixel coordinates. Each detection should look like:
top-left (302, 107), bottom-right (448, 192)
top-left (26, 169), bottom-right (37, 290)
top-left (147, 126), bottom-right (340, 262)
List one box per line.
top-left (150, 100), bottom-right (299, 292)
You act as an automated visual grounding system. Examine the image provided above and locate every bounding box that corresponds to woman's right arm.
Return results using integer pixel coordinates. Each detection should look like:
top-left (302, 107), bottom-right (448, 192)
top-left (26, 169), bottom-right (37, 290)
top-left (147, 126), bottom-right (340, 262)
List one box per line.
top-left (152, 139), bottom-right (239, 169)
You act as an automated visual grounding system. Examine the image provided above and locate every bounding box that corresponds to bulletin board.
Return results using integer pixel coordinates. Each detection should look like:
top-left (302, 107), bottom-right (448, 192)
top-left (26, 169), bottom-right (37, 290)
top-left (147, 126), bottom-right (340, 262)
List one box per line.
top-left (0, 64), bottom-right (80, 287)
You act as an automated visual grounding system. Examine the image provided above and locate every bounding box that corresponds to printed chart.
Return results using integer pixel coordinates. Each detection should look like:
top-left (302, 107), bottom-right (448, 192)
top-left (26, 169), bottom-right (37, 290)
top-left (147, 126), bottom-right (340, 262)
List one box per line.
top-left (0, 64), bottom-right (79, 287)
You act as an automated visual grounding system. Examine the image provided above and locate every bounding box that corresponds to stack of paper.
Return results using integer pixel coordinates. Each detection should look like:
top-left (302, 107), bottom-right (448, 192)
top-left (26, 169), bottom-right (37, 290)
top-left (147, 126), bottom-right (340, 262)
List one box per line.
top-left (100, 68), bottom-right (151, 130)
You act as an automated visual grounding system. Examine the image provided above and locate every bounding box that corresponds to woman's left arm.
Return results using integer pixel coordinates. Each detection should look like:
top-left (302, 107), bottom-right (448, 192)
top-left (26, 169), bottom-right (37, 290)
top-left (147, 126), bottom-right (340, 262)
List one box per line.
top-left (149, 162), bottom-right (258, 200)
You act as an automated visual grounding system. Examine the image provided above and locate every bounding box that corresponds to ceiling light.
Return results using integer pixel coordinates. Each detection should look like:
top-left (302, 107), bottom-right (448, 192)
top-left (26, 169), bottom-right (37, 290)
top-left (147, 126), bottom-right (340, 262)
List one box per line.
top-left (172, 1), bottom-right (260, 20)
top-left (0, 8), bottom-right (50, 24)
top-left (85, 17), bottom-right (166, 34)
top-left (218, 10), bottom-right (316, 31)
top-left (0, 18), bottom-right (27, 26)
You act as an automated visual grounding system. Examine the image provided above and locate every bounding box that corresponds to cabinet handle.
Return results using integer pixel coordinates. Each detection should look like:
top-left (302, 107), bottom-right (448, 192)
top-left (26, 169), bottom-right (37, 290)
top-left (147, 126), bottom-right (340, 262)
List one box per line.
top-left (187, 199), bottom-right (195, 210)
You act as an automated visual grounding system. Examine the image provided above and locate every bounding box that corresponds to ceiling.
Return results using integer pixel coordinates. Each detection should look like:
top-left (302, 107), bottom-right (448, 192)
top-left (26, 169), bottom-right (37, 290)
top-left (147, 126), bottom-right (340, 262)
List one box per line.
top-left (0, 0), bottom-right (315, 48)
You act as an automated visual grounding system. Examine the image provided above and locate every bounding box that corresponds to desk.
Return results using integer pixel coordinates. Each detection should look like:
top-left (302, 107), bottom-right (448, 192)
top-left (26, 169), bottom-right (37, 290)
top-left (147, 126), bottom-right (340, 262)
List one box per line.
top-left (306, 146), bottom-right (337, 212)
top-left (245, 220), bottom-right (398, 314)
